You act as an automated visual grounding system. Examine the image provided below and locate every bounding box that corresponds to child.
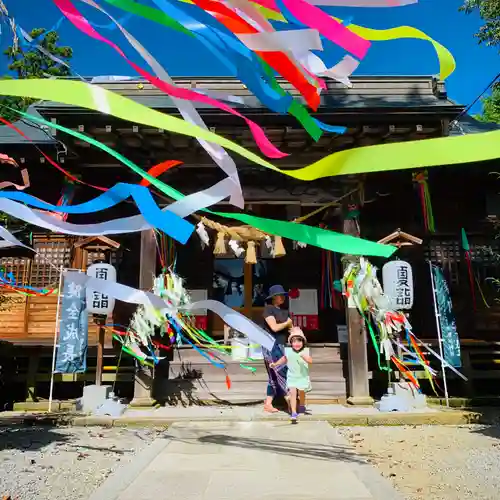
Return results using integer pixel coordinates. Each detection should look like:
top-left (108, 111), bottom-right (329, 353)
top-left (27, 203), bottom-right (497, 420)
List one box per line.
top-left (270, 327), bottom-right (312, 423)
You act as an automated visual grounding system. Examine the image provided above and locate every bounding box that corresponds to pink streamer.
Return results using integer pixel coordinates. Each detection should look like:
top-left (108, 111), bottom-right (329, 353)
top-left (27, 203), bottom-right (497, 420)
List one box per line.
top-left (0, 154), bottom-right (30, 191)
top-left (279, 0), bottom-right (370, 59)
top-left (52, 0), bottom-right (287, 159)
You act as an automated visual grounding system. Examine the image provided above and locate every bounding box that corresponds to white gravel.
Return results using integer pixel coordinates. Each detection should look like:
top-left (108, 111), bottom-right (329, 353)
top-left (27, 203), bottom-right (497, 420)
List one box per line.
top-left (0, 425), bottom-right (163, 500)
top-left (339, 424), bottom-right (500, 500)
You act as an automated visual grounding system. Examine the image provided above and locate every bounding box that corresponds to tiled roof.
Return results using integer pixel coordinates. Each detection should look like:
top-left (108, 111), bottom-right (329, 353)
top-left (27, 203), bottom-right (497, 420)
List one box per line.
top-left (0, 106), bottom-right (57, 145)
top-left (449, 115), bottom-right (500, 136)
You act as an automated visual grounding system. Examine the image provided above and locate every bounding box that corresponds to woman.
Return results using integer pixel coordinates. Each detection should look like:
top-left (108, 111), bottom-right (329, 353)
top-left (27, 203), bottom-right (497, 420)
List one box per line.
top-left (261, 284), bottom-right (293, 413)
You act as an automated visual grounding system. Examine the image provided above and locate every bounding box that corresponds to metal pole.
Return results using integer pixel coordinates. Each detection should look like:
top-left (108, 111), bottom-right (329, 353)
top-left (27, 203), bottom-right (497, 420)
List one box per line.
top-left (428, 260), bottom-right (449, 407)
top-left (48, 266), bottom-right (64, 413)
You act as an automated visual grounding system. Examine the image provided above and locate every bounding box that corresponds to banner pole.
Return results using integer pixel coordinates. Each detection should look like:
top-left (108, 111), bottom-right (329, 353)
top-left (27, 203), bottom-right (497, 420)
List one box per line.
top-left (428, 260), bottom-right (449, 407)
top-left (48, 266), bottom-right (64, 413)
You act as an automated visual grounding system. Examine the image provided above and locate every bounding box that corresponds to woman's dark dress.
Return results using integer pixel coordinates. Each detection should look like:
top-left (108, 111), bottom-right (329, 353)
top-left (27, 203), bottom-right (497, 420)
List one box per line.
top-left (261, 304), bottom-right (289, 397)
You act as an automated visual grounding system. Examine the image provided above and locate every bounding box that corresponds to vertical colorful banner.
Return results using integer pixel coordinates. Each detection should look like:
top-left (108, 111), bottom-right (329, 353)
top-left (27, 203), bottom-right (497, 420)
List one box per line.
top-left (55, 273), bottom-right (88, 373)
top-left (432, 266), bottom-right (461, 368)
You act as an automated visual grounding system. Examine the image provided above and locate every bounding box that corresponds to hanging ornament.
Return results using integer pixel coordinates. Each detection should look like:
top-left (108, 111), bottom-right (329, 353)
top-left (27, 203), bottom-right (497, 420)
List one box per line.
top-left (272, 236), bottom-right (286, 258)
top-left (228, 239), bottom-right (245, 257)
top-left (413, 170), bottom-right (435, 233)
top-left (196, 221), bottom-right (210, 248)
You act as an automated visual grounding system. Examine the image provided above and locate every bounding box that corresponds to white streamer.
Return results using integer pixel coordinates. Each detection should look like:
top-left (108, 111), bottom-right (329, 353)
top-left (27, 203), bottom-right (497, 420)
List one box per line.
top-left (66, 271), bottom-right (275, 350)
top-left (0, 178), bottom-right (234, 238)
top-left (238, 29), bottom-right (322, 52)
top-left (77, 0), bottom-right (244, 209)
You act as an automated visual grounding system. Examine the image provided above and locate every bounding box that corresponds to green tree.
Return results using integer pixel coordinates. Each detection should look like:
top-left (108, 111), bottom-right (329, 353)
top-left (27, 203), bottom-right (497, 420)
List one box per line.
top-left (461, 0), bottom-right (500, 49)
top-left (0, 28), bottom-right (73, 122)
top-left (461, 1), bottom-right (500, 123)
top-left (474, 85), bottom-right (500, 123)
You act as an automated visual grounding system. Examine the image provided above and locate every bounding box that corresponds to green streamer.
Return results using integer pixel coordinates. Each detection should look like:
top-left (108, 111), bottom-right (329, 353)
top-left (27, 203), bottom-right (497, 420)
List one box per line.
top-left (12, 108), bottom-right (395, 258)
top-left (103, 0), bottom-right (194, 37)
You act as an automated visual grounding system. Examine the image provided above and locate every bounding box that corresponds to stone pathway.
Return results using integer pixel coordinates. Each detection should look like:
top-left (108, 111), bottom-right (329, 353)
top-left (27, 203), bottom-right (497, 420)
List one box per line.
top-left (89, 421), bottom-right (402, 500)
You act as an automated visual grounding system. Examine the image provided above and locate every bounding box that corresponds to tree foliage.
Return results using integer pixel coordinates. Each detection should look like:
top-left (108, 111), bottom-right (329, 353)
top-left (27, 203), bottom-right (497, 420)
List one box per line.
top-left (475, 85), bottom-right (500, 123)
top-left (0, 28), bottom-right (73, 121)
top-left (461, 0), bottom-right (500, 49)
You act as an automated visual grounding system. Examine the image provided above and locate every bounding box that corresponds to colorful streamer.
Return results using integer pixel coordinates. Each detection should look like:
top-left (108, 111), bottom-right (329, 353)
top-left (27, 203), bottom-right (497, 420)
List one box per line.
top-left (5, 108), bottom-right (397, 258)
top-left (54, 0), bottom-right (287, 160)
top-left (0, 153), bottom-right (29, 191)
top-left (413, 170), bottom-right (435, 233)
top-left (2, 79), bottom-right (497, 184)
top-left (0, 182), bottom-right (194, 244)
top-left (461, 228), bottom-right (476, 312)
top-left (0, 270), bottom-right (56, 296)
top-left (66, 270), bottom-right (276, 350)
top-left (139, 161), bottom-right (182, 187)
top-left (250, 6), bottom-right (455, 79)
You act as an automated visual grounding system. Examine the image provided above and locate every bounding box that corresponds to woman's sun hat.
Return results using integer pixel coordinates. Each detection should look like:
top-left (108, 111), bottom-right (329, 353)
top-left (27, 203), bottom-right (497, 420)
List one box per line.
top-left (288, 327), bottom-right (307, 345)
top-left (266, 284), bottom-right (288, 300)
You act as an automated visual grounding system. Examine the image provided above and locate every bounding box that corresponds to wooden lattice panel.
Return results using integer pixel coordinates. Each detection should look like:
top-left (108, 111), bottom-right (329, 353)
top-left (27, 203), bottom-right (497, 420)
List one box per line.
top-left (0, 256), bottom-right (31, 283)
top-left (424, 238), bottom-right (461, 286)
top-left (30, 235), bottom-right (73, 288)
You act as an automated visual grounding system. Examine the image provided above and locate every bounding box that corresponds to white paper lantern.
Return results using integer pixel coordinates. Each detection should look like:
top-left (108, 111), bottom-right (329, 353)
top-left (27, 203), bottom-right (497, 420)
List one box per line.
top-left (86, 263), bottom-right (116, 315)
top-left (382, 260), bottom-right (414, 310)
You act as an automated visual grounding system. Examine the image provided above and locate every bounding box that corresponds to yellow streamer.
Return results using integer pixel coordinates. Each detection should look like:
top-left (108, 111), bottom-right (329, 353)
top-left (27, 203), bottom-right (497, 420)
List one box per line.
top-left (1, 79), bottom-right (499, 183)
top-left (247, 4), bottom-right (456, 80)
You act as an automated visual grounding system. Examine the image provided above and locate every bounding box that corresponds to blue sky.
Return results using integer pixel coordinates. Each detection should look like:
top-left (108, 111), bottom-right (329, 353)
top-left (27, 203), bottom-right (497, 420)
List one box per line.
top-left (3, 0), bottom-right (499, 113)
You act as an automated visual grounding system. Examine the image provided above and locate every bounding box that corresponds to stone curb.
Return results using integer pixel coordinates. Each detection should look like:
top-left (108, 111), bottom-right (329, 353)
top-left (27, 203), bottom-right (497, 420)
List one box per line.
top-left (0, 410), bottom-right (488, 427)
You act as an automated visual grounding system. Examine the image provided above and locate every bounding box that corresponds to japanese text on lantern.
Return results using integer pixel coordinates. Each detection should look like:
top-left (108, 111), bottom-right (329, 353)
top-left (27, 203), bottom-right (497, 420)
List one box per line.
top-left (86, 263), bottom-right (116, 315)
top-left (92, 267), bottom-right (109, 309)
top-left (396, 265), bottom-right (412, 307)
top-left (55, 276), bottom-right (88, 373)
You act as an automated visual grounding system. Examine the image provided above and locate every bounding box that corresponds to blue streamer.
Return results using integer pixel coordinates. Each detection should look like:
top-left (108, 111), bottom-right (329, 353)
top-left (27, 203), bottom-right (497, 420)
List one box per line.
top-left (0, 271), bottom-right (54, 293)
top-left (150, 0), bottom-right (292, 113)
top-left (314, 119), bottom-right (347, 134)
top-left (0, 183), bottom-right (194, 244)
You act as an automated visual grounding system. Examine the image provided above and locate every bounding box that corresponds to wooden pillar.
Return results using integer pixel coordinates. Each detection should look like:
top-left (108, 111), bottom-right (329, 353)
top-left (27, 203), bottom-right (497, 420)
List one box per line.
top-left (95, 317), bottom-right (106, 386)
top-left (139, 229), bottom-right (157, 289)
top-left (131, 230), bottom-right (156, 406)
top-left (343, 196), bottom-right (373, 405)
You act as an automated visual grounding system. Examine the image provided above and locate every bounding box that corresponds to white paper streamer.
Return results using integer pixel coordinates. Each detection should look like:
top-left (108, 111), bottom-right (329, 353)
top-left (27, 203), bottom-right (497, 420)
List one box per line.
top-left (78, 0), bottom-right (244, 209)
top-left (66, 271), bottom-right (275, 350)
top-left (0, 226), bottom-right (31, 249)
top-left (238, 29), bottom-right (322, 52)
top-left (297, 53), bottom-right (359, 87)
top-left (196, 221), bottom-right (210, 247)
top-left (229, 239), bottom-right (245, 257)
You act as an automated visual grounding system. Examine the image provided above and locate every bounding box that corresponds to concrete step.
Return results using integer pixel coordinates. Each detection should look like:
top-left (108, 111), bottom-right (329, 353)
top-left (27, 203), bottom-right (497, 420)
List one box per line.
top-left (153, 379), bottom-right (347, 404)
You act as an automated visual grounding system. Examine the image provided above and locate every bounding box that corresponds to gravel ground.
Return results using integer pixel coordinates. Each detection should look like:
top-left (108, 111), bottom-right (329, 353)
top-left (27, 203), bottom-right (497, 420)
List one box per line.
top-left (339, 425), bottom-right (500, 500)
top-left (0, 425), bottom-right (163, 500)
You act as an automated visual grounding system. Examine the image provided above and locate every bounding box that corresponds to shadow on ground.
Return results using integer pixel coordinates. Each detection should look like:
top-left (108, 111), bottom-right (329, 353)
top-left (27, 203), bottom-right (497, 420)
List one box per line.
top-left (0, 424), bottom-right (70, 452)
top-left (169, 431), bottom-right (372, 464)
